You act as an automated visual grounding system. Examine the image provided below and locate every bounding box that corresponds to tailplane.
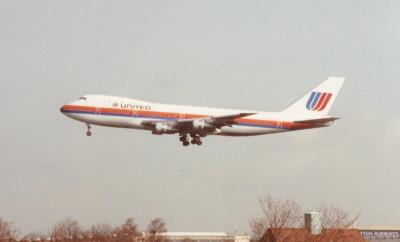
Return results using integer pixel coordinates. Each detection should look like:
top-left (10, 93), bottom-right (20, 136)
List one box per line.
top-left (282, 77), bottom-right (345, 119)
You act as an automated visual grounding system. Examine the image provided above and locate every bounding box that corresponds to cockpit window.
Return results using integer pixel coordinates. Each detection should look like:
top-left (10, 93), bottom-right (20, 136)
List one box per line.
top-left (79, 97), bottom-right (87, 100)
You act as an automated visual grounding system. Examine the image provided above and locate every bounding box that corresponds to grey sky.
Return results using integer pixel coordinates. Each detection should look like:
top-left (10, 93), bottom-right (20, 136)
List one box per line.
top-left (1, 0), bottom-right (399, 235)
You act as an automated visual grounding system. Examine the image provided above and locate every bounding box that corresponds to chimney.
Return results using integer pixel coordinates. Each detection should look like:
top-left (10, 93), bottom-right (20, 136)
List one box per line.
top-left (305, 210), bottom-right (322, 235)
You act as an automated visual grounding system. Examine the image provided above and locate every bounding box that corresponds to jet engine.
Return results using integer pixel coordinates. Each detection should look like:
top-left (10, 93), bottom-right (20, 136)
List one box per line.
top-left (192, 119), bottom-right (215, 132)
top-left (152, 123), bottom-right (171, 135)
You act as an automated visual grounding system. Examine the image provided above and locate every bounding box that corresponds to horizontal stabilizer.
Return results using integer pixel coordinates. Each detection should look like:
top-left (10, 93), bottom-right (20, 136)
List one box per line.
top-left (294, 117), bottom-right (339, 124)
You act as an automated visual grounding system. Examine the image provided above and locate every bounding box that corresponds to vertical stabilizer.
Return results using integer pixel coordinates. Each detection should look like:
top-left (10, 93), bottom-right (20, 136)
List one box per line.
top-left (282, 77), bottom-right (345, 119)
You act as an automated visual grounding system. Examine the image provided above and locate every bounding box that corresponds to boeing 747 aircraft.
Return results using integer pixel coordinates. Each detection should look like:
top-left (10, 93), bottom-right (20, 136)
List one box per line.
top-left (60, 77), bottom-right (344, 146)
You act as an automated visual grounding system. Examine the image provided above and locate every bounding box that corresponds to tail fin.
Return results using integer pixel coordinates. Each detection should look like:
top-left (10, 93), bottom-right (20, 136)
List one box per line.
top-left (282, 77), bottom-right (345, 119)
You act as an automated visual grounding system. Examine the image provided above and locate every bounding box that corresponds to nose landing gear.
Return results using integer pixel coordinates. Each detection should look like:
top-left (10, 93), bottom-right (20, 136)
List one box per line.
top-left (86, 124), bottom-right (92, 136)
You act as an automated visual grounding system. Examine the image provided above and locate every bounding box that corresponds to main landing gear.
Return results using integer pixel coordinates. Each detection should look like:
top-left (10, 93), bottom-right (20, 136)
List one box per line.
top-left (179, 133), bottom-right (202, 146)
top-left (180, 135), bottom-right (190, 146)
top-left (86, 124), bottom-right (92, 136)
top-left (190, 133), bottom-right (202, 145)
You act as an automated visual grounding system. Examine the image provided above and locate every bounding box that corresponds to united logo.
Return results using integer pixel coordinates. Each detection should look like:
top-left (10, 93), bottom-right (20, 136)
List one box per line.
top-left (306, 91), bottom-right (332, 111)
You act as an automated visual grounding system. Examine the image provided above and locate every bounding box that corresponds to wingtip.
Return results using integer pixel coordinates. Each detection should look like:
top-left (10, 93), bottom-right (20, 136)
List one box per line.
top-left (240, 112), bottom-right (257, 117)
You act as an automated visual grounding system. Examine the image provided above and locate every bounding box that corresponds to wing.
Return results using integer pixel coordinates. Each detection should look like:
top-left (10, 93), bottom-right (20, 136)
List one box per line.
top-left (142, 112), bottom-right (256, 134)
top-left (207, 112), bottom-right (257, 126)
top-left (292, 117), bottom-right (339, 128)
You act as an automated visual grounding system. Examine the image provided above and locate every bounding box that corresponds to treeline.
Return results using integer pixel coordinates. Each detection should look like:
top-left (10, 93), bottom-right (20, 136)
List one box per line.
top-left (1, 194), bottom-right (360, 242)
top-left (0, 217), bottom-right (168, 242)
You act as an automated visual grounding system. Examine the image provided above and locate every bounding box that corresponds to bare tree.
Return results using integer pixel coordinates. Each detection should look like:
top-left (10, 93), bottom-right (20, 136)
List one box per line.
top-left (249, 195), bottom-right (302, 241)
top-left (145, 218), bottom-right (168, 242)
top-left (21, 232), bottom-right (48, 242)
top-left (90, 222), bottom-right (113, 242)
top-left (0, 218), bottom-right (18, 241)
top-left (146, 218), bottom-right (167, 235)
top-left (50, 218), bottom-right (83, 242)
top-left (319, 205), bottom-right (359, 229)
top-left (113, 218), bottom-right (140, 242)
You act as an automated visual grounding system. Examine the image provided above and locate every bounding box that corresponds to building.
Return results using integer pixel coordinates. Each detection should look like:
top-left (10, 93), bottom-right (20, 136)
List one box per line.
top-left (260, 211), bottom-right (366, 242)
top-left (262, 228), bottom-right (366, 242)
top-left (358, 226), bottom-right (400, 242)
top-left (159, 232), bottom-right (250, 242)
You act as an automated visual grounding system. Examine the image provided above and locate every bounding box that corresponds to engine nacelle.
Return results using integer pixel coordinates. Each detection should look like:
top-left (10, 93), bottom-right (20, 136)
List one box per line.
top-left (192, 119), bottom-right (215, 132)
top-left (152, 123), bottom-right (170, 135)
top-left (193, 119), bottom-right (206, 130)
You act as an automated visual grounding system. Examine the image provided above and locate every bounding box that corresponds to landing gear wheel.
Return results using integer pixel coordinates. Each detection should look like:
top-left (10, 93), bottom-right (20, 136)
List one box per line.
top-left (86, 124), bottom-right (92, 136)
top-left (180, 134), bottom-right (189, 145)
top-left (181, 133), bottom-right (203, 146)
top-left (190, 133), bottom-right (202, 145)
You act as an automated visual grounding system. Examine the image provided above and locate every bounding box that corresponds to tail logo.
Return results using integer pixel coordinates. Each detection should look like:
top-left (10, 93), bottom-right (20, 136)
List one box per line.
top-left (306, 92), bottom-right (333, 111)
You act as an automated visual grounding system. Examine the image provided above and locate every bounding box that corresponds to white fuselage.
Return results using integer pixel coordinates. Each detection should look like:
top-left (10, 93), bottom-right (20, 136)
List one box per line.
top-left (60, 95), bottom-right (311, 136)
top-left (60, 77), bottom-right (344, 145)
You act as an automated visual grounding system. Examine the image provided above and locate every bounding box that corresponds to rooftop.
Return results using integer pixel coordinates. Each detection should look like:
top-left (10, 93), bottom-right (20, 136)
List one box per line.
top-left (262, 228), bottom-right (366, 242)
top-left (357, 225), bottom-right (400, 231)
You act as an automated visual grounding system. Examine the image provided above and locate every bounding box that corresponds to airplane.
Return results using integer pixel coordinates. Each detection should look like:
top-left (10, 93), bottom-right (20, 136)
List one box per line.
top-left (60, 77), bottom-right (345, 146)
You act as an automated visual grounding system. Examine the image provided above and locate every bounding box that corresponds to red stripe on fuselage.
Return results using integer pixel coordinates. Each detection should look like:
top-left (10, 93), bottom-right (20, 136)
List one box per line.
top-left (61, 105), bottom-right (317, 130)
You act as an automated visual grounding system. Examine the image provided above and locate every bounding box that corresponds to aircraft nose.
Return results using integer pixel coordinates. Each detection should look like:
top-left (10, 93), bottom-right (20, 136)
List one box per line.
top-left (60, 104), bottom-right (68, 113)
